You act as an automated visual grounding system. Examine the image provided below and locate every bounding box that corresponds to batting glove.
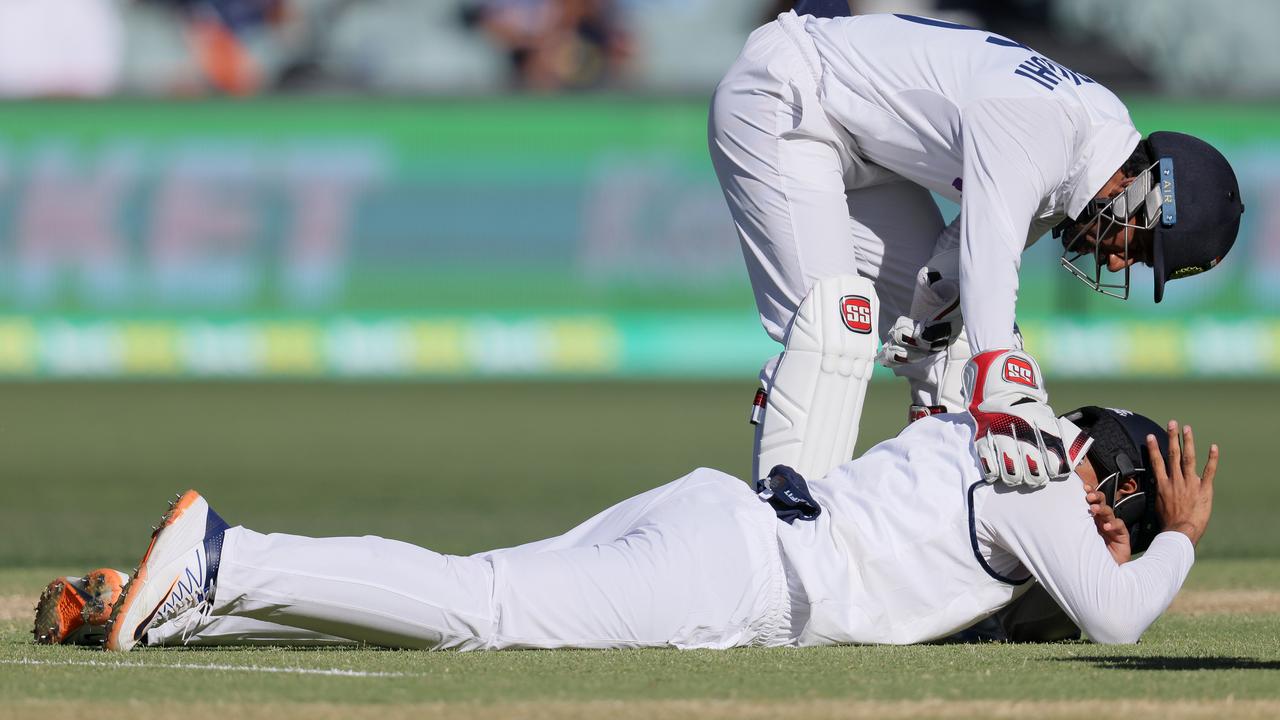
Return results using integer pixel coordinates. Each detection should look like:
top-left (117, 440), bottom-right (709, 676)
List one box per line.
top-left (963, 349), bottom-right (1092, 488)
top-left (877, 251), bottom-right (961, 368)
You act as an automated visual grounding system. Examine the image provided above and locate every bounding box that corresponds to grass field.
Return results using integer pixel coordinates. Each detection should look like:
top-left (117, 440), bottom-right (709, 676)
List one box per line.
top-left (2, 380), bottom-right (1278, 718)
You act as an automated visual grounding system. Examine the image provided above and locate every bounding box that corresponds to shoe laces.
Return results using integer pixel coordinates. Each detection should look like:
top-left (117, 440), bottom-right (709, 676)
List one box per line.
top-left (152, 549), bottom-right (216, 644)
top-left (174, 591), bottom-right (215, 645)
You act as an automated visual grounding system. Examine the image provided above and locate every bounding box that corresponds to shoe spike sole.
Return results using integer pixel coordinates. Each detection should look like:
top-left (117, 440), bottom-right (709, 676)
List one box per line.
top-left (82, 570), bottom-right (125, 626)
top-left (31, 580), bottom-right (68, 645)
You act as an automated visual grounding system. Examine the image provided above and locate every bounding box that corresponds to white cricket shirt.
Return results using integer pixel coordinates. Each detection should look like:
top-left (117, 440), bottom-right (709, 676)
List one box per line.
top-left (777, 11), bottom-right (1140, 352)
top-left (779, 413), bottom-right (1195, 645)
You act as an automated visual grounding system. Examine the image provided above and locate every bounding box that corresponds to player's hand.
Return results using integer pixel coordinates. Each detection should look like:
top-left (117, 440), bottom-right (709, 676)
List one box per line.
top-left (964, 349), bottom-right (1091, 488)
top-left (1150, 421), bottom-right (1217, 547)
top-left (877, 254), bottom-right (961, 368)
top-left (877, 315), bottom-right (957, 367)
top-left (1086, 488), bottom-right (1131, 564)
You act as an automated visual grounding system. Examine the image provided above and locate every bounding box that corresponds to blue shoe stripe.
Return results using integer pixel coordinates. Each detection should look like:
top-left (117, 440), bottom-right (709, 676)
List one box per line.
top-left (202, 505), bottom-right (231, 601)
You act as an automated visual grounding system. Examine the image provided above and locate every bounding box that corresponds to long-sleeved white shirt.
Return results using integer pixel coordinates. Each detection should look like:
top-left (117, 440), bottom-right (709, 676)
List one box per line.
top-left (779, 413), bottom-right (1194, 645)
top-left (780, 12), bottom-right (1140, 351)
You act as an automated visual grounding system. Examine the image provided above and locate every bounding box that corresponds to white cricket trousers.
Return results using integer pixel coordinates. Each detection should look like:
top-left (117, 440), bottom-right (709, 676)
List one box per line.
top-left (708, 14), bottom-right (952, 399)
top-left (151, 468), bottom-right (791, 650)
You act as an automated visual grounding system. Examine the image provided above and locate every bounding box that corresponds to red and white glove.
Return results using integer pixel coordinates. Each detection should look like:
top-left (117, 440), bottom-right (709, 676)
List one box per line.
top-left (962, 349), bottom-right (1093, 488)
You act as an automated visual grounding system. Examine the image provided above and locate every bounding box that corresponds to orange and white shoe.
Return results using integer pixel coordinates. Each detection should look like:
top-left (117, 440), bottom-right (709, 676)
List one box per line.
top-left (104, 490), bottom-right (230, 652)
top-left (32, 569), bottom-right (130, 645)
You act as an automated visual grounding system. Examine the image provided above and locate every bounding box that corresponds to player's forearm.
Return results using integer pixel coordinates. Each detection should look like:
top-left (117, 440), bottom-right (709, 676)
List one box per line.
top-left (1072, 532), bottom-right (1195, 644)
top-left (956, 170), bottom-right (1031, 354)
top-left (958, 248), bottom-right (1021, 353)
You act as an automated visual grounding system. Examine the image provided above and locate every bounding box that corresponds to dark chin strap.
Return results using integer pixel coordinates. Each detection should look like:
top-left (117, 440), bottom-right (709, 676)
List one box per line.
top-left (1115, 452), bottom-right (1137, 478)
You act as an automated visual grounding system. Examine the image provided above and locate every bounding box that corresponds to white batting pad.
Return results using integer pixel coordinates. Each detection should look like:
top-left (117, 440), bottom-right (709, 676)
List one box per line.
top-left (755, 275), bottom-right (879, 481)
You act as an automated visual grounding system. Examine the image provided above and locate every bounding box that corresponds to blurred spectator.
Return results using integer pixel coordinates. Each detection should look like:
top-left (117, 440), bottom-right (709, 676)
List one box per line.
top-left (0, 0), bottom-right (124, 98)
top-left (141, 0), bottom-right (292, 95)
top-left (461, 0), bottom-right (631, 91)
top-left (125, 0), bottom-right (505, 95)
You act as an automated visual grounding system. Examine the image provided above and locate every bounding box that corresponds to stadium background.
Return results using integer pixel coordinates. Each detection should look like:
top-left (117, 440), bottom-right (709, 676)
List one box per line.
top-left (1, 0), bottom-right (1279, 638)
top-left (0, 0), bottom-right (1278, 381)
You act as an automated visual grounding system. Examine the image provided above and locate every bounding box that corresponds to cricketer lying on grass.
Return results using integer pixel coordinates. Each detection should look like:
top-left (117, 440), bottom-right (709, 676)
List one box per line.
top-left (710, 10), bottom-right (1245, 485)
top-left (36, 319), bottom-right (1214, 651)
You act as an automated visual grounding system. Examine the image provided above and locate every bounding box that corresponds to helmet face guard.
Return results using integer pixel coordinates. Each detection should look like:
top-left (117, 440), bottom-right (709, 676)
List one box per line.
top-left (1055, 158), bottom-right (1176, 300)
top-left (1094, 467), bottom-right (1155, 551)
top-left (1062, 405), bottom-right (1168, 554)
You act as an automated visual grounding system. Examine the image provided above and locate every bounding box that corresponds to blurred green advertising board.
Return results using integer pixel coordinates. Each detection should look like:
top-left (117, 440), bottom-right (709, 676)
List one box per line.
top-left (0, 99), bottom-right (1276, 378)
top-left (0, 314), bottom-right (1276, 380)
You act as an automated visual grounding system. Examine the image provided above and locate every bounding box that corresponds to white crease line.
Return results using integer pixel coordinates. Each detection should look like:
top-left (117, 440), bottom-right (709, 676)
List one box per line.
top-left (0, 658), bottom-right (413, 678)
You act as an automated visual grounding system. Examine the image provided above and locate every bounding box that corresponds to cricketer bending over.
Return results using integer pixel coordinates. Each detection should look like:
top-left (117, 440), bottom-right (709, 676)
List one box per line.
top-left (709, 9), bottom-right (1245, 485)
top-left (35, 349), bottom-right (1216, 651)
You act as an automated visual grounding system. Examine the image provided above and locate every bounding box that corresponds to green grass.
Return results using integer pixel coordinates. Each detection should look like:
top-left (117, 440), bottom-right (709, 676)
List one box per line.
top-left (2, 380), bottom-right (1276, 566)
top-left (2, 614), bottom-right (1279, 703)
top-left (2, 561), bottom-right (1278, 713)
top-left (1, 381), bottom-right (1277, 717)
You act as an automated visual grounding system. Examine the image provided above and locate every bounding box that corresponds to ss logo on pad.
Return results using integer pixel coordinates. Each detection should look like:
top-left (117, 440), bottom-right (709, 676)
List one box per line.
top-left (1003, 357), bottom-right (1037, 388)
top-left (840, 296), bottom-right (872, 334)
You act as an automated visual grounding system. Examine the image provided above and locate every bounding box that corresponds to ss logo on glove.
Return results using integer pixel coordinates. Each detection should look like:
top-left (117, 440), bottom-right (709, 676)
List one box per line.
top-left (1003, 357), bottom-right (1037, 388)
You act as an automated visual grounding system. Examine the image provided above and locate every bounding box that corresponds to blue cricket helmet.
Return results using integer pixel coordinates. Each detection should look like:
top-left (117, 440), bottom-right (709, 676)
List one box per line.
top-left (1146, 132), bottom-right (1246, 302)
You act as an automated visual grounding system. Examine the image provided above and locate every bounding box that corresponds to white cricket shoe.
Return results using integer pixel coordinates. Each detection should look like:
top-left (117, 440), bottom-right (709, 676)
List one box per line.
top-left (104, 490), bottom-right (230, 652)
